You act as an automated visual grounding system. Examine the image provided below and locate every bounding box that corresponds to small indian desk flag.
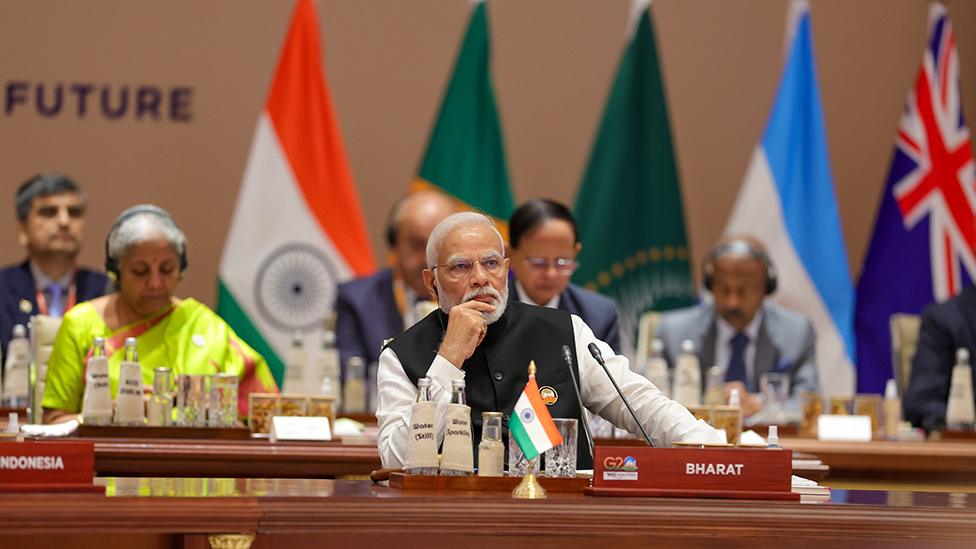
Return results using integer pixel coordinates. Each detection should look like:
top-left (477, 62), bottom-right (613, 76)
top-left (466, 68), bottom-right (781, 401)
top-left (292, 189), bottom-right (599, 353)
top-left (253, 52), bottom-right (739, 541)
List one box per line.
top-left (510, 361), bottom-right (563, 461)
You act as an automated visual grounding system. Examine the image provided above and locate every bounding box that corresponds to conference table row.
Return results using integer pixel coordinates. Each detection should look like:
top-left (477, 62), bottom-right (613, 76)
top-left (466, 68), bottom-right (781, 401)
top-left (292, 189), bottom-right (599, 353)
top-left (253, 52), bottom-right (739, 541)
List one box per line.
top-left (73, 435), bottom-right (976, 492)
top-left (3, 477), bottom-right (975, 548)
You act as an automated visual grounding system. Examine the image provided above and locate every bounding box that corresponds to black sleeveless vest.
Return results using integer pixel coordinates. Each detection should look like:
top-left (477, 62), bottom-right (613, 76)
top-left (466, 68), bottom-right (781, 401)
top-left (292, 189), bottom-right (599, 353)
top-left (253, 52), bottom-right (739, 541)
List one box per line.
top-left (387, 301), bottom-right (592, 469)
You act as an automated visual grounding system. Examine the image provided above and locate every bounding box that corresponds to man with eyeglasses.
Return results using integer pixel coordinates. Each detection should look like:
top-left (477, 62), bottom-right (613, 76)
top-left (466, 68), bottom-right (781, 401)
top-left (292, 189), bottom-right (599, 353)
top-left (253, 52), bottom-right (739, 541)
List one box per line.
top-left (334, 190), bottom-right (456, 371)
top-left (0, 173), bottom-right (110, 364)
top-left (509, 198), bottom-right (621, 353)
top-left (376, 212), bottom-right (720, 470)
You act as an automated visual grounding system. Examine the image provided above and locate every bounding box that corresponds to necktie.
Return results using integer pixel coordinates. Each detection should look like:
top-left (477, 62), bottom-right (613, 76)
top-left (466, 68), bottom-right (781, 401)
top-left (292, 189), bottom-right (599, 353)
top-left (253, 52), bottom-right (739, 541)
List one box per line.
top-left (47, 283), bottom-right (64, 318)
top-left (725, 332), bottom-right (749, 385)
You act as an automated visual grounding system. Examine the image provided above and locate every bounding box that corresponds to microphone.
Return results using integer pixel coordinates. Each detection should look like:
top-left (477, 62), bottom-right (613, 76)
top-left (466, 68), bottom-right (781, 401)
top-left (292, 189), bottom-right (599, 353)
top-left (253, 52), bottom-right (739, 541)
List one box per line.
top-left (561, 345), bottom-right (594, 461)
top-left (587, 342), bottom-right (654, 447)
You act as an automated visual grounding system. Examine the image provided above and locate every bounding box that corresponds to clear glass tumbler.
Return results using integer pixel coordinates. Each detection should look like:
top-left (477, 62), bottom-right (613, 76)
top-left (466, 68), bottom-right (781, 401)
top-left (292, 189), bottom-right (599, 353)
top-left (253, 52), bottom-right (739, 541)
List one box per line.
top-left (544, 418), bottom-right (578, 478)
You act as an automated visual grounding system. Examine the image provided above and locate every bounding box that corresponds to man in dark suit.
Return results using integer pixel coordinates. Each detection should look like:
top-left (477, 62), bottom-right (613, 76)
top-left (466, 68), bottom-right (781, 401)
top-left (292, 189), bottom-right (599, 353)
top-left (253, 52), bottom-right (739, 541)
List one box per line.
top-left (905, 285), bottom-right (976, 432)
top-left (0, 173), bottom-right (110, 363)
top-left (654, 238), bottom-right (818, 416)
top-left (508, 199), bottom-right (621, 353)
top-left (335, 189), bottom-right (456, 369)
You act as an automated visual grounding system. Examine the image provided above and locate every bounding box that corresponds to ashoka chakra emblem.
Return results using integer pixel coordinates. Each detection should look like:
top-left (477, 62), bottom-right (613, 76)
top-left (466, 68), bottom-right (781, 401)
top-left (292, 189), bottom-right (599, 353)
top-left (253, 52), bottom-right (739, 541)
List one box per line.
top-left (254, 242), bottom-right (337, 332)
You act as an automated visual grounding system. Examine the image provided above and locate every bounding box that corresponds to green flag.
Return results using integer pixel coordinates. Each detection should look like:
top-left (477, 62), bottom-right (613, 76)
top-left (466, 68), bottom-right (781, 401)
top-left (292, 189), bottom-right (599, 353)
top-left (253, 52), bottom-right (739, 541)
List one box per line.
top-left (413, 0), bottom-right (514, 227)
top-left (573, 5), bottom-right (695, 351)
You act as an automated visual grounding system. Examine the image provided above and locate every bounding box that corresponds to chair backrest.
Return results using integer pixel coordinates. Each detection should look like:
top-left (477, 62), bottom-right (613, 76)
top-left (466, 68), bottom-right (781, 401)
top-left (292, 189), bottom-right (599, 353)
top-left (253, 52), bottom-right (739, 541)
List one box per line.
top-left (29, 314), bottom-right (62, 424)
top-left (889, 313), bottom-right (921, 396)
top-left (635, 310), bottom-right (663, 365)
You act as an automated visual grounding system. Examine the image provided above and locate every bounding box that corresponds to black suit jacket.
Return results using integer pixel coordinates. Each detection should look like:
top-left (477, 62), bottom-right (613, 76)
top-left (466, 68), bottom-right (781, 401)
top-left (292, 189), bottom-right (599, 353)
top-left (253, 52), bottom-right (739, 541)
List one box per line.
top-left (0, 260), bottom-right (110, 363)
top-left (905, 285), bottom-right (976, 431)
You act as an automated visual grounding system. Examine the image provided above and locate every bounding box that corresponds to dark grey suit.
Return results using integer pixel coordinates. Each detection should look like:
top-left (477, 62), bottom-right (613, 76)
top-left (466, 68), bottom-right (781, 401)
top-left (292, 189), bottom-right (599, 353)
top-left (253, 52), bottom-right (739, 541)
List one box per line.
top-left (904, 285), bottom-right (976, 432)
top-left (654, 300), bottom-right (818, 397)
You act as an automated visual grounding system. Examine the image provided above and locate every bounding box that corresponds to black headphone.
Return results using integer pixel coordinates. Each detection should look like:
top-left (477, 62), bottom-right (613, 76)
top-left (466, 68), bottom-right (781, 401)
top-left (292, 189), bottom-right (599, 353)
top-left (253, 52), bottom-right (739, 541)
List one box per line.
top-left (104, 205), bottom-right (188, 279)
top-left (702, 239), bottom-right (777, 295)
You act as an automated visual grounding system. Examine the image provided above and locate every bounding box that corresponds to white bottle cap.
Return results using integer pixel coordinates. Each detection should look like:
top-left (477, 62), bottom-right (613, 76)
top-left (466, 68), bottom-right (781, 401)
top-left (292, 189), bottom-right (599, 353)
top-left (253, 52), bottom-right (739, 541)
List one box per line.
top-left (767, 425), bottom-right (779, 447)
top-left (885, 379), bottom-right (899, 399)
top-left (729, 388), bottom-right (741, 407)
top-left (12, 324), bottom-right (25, 338)
top-left (5, 412), bottom-right (19, 434)
top-left (651, 338), bottom-right (664, 354)
top-left (680, 339), bottom-right (695, 353)
top-left (956, 348), bottom-right (970, 363)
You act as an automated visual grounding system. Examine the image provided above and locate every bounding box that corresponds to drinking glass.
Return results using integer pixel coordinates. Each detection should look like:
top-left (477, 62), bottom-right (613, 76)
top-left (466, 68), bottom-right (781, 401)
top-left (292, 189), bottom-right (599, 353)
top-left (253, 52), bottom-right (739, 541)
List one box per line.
top-left (507, 429), bottom-right (540, 477)
top-left (208, 373), bottom-right (239, 427)
top-left (176, 374), bottom-right (208, 427)
top-left (544, 418), bottom-right (578, 478)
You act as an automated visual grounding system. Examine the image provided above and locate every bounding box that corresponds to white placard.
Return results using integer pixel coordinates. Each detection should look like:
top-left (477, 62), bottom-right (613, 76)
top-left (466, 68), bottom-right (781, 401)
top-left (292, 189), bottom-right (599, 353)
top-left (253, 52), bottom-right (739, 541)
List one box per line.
top-left (817, 414), bottom-right (872, 441)
top-left (269, 416), bottom-right (332, 442)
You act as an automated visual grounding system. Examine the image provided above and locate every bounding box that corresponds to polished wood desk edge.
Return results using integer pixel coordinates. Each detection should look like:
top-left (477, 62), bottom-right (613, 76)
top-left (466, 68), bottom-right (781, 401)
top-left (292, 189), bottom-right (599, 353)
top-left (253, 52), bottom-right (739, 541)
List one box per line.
top-left (782, 438), bottom-right (976, 475)
top-left (2, 490), bottom-right (976, 540)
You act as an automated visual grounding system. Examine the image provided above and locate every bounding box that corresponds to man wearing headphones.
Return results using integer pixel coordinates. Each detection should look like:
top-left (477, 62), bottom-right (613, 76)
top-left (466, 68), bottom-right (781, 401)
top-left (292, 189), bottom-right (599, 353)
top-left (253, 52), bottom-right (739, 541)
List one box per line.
top-left (0, 173), bottom-right (109, 365)
top-left (654, 236), bottom-right (818, 416)
top-left (335, 189), bottom-right (457, 370)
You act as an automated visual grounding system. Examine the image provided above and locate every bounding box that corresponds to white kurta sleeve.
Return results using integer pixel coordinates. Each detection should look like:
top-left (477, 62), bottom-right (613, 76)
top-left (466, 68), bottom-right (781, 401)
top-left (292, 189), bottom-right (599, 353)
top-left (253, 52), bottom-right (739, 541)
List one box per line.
top-left (375, 348), bottom-right (465, 468)
top-left (573, 315), bottom-right (721, 447)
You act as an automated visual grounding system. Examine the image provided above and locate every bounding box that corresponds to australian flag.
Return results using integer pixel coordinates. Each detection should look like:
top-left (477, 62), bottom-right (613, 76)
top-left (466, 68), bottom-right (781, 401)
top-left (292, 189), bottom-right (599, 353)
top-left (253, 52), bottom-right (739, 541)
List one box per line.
top-left (856, 3), bottom-right (975, 393)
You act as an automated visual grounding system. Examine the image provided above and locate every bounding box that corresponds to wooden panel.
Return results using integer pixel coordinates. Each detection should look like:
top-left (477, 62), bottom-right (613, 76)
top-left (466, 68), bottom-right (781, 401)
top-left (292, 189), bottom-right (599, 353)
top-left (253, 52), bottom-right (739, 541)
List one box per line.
top-left (0, 478), bottom-right (974, 546)
top-left (782, 437), bottom-right (976, 491)
top-left (84, 437), bottom-right (380, 478)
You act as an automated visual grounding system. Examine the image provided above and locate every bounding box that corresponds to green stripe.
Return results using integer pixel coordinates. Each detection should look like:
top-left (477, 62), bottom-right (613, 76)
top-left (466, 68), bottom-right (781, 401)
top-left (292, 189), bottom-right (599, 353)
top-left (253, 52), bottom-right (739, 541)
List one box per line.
top-left (416, 1), bottom-right (514, 221)
top-left (509, 413), bottom-right (540, 462)
top-left (216, 279), bottom-right (285, 387)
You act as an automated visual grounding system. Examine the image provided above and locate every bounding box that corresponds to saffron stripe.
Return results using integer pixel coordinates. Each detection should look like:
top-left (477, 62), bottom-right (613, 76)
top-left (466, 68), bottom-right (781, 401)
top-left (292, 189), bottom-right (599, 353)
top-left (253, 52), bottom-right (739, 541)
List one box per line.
top-left (524, 378), bottom-right (563, 445)
top-left (265, 0), bottom-right (375, 276)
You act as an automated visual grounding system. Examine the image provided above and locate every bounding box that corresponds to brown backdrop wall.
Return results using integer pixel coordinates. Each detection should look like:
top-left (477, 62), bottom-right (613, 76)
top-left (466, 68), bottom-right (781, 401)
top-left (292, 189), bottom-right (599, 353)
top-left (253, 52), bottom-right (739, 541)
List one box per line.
top-left (1, 0), bottom-right (974, 308)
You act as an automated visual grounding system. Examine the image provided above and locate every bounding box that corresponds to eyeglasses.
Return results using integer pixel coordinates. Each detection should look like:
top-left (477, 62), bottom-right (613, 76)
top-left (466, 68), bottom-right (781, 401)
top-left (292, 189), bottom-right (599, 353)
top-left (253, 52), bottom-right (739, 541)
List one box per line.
top-left (523, 257), bottom-right (578, 275)
top-left (431, 255), bottom-right (505, 279)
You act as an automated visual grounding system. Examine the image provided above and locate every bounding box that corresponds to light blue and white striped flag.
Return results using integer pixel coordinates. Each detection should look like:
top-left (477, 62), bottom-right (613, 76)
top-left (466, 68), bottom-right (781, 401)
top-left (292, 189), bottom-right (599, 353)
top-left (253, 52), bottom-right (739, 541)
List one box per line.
top-left (723, 0), bottom-right (855, 397)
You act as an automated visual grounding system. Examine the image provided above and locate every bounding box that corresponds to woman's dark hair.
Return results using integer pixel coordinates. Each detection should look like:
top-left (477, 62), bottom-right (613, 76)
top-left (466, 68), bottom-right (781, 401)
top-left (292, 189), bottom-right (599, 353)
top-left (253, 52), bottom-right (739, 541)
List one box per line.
top-left (508, 198), bottom-right (579, 249)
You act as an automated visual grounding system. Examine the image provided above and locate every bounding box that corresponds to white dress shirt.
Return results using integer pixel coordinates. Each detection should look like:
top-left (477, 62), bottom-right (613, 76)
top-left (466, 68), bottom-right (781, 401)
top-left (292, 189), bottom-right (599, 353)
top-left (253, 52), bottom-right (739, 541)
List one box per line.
top-left (375, 314), bottom-right (721, 468)
top-left (515, 280), bottom-right (560, 309)
top-left (714, 311), bottom-right (763, 386)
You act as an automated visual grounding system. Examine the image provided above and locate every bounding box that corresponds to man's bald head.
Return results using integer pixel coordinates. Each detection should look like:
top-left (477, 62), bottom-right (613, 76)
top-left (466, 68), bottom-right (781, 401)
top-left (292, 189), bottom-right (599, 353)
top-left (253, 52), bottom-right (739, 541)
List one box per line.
top-left (388, 190), bottom-right (457, 295)
top-left (705, 236), bottom-right (774, 331)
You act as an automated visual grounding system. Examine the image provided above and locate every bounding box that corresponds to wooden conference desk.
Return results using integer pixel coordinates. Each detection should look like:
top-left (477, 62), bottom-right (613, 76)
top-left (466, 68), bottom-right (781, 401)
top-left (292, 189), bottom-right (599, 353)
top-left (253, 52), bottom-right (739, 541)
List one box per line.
top-left (782, 437), bottom-right (976, 493)
top-left (68, 437), bottom-right (383, 479)
top-left (1, 478), bottom-right (974, 548)
top-left (78, 435), bottom-right (976, 492)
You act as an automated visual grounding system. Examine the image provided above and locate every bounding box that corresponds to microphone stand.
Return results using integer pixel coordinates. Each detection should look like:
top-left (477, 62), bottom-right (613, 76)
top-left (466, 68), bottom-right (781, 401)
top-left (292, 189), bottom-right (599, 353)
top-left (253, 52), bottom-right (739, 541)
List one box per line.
top-left (561, 345), bottom-right (594, 461)
top-left (588, 342), bottom-right (654, 447)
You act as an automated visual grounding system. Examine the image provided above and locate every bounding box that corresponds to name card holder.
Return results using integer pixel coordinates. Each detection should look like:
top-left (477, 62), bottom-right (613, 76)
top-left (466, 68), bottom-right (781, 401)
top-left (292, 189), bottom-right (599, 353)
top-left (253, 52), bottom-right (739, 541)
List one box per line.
top-left (269, 416), bottom-right (332, 442)
top-left (0, 441), bottom-right (104, 493)
top-left (586, 445), bottom-right (798, 501)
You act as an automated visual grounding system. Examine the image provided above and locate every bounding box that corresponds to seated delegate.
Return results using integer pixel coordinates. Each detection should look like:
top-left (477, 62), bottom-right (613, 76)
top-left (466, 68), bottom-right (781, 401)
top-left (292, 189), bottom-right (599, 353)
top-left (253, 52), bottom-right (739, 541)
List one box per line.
top-left (42, 205), bottom-right (278, 423)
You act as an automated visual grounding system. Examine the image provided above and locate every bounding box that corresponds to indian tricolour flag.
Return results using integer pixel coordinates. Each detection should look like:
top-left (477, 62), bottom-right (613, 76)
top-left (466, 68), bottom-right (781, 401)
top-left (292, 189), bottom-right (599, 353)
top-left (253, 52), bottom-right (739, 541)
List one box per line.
top-left (217, 0), bottom-right (375, 390)
top-left (510, 372), bottom-right (564, 461)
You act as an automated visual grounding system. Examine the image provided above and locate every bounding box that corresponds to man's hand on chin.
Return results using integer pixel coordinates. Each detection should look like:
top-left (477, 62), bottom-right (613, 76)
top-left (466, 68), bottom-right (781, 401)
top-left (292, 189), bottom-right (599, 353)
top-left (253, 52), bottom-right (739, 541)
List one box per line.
top-left (437, 300), bottom-right (496, 368)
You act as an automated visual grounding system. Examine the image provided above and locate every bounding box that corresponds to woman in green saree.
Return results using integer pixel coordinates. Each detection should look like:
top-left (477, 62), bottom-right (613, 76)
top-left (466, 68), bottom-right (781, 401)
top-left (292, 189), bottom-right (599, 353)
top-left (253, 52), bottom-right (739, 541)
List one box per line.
top-left (42, 205), bottom-right (278, 423)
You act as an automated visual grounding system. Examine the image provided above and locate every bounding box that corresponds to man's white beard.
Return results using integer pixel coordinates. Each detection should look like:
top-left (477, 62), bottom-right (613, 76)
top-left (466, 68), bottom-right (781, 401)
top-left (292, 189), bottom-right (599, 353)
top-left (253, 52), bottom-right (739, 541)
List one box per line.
top-left (437, 281), bottom-right (509, 324)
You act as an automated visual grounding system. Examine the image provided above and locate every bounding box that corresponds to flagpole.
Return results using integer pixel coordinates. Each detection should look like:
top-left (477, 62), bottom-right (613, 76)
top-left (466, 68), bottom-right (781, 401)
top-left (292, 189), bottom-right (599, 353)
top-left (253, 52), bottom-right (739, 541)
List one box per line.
top-left (512, 361), bottom-right (548, 499)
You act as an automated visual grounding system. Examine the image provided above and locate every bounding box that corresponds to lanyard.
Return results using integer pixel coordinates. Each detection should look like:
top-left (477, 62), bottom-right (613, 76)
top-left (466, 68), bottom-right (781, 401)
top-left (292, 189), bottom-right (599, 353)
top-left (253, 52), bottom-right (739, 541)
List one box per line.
top-left (34, 274), bottom-right (78, 316)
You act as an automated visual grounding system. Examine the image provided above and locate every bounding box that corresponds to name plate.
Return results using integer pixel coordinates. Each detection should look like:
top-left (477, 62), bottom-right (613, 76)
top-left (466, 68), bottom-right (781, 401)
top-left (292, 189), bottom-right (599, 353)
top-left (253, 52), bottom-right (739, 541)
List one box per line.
top-left (817, 414), bottom-right (872, 441)
top-left (587, 445), bottom-right (797, 500)
top-left (270, 416), bottom-right (332, 442)
top-left (0, 441), bottom-right (95, 486)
